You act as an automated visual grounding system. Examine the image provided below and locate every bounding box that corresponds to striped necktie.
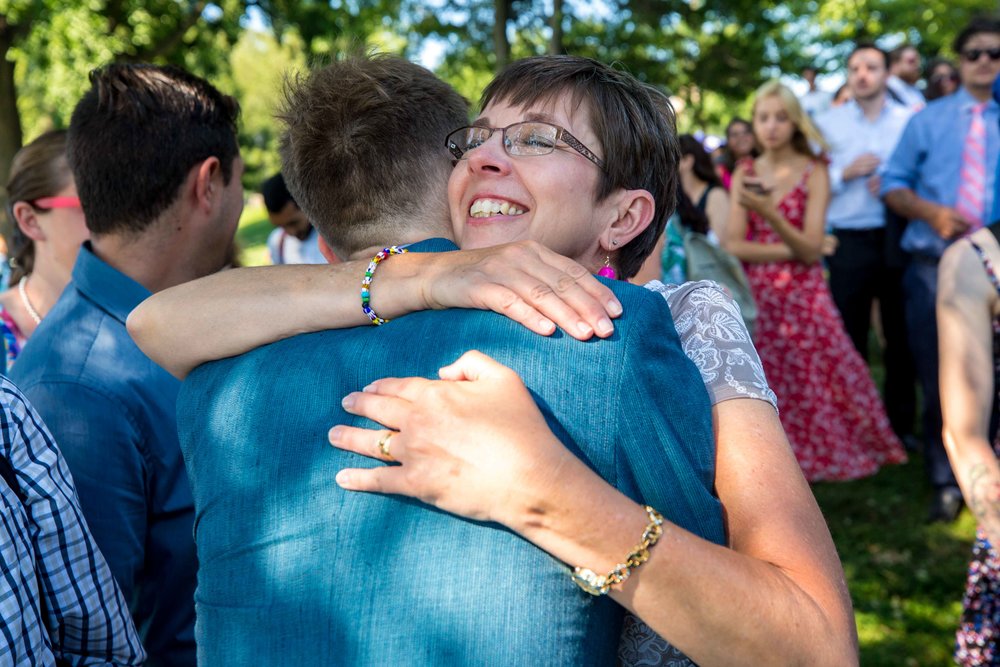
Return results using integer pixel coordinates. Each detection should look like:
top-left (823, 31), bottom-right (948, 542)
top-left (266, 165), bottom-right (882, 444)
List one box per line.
top-left (956, 102), bottom-right (988, 229)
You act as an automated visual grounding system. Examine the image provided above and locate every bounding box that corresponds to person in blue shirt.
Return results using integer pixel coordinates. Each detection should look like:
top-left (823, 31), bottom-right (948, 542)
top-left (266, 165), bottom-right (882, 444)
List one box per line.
top-left (882, 17), bottom-right (1000, 522)
top-left (10, 63), bottom-right (244, 666)
top-left (815, 43), bottom-right (916, 448)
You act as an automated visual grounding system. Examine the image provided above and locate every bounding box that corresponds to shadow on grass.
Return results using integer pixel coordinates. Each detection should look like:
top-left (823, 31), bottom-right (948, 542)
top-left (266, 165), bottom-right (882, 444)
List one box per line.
top-left (813, 454), bottom-right (976, 665)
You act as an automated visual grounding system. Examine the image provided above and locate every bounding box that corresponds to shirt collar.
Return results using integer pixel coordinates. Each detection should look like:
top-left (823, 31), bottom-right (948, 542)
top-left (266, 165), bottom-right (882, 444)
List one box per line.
top-left (401, 237), bottom-right (459, 253)
top-left (71, 242), bottom-right (153, 325)
top-left (956, 86), bottom-right (999, 112)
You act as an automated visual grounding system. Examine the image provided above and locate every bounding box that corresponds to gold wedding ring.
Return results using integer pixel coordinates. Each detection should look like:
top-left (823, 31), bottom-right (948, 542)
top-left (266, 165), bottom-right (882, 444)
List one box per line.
top-left (377, 432), bottom-right (395, 461)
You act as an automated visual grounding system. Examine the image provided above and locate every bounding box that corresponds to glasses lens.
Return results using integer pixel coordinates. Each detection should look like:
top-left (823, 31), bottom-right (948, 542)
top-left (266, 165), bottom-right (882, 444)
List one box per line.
top-left (446, 127), bottom-right (492, 159)
top-left (506, 122), bottom-right (558, 156)
top-left (963, 48), bottom-right (1000, 62)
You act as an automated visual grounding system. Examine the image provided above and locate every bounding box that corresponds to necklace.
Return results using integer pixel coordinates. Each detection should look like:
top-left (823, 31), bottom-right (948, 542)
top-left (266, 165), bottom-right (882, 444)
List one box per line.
top-left (18, 277), bottom-right (42, 326)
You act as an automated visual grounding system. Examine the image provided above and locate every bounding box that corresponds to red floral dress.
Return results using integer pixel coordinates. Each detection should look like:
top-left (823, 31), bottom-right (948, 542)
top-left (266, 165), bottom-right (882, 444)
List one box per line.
top-left (743, 159), bottom-right (906, 481)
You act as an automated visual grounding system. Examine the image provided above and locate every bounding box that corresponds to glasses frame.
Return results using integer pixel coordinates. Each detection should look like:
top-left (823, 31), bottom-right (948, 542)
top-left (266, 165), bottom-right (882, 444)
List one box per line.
top-left (961, 47), bottom-right (1000, 63)
top-left (31, 196), bottom-right (82, 210)
top-left (446, 121), bottom-right (606, 170)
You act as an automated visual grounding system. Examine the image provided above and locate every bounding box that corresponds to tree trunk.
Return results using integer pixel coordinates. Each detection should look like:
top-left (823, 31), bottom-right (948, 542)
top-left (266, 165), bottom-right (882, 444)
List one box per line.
top-left (0, 33), bottom-right (24, 242)
top-left (548, 0), bottom-right (563, 55)
top-left (494, 0), bottom-right (510, 71)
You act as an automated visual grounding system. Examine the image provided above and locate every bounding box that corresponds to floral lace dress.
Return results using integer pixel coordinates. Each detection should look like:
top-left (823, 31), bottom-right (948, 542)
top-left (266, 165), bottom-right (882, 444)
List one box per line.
top-left (616, 280), bottom-right (777, 666)
top-left (742, 158), bottom-right (906, 481)
top-left (955, 236), bottom-right (1000, 666)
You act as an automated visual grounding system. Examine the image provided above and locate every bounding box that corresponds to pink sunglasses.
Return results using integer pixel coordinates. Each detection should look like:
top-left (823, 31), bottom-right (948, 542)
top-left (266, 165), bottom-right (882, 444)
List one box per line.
top-left (32, 196), bottom-right (81, 210)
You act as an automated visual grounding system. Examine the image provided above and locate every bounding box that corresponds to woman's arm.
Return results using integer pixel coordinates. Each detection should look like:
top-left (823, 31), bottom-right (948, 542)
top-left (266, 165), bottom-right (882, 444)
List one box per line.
top-left (704, 186), bottom-right (730, 241)
top-left (939, 235), bottom-right (1000, 546)
top-left (127, 242), bottom-right (622, 379)
top-left (331, 352), bottom-right (857, 666)
top-left (722, 165), bottom-right (795, 264)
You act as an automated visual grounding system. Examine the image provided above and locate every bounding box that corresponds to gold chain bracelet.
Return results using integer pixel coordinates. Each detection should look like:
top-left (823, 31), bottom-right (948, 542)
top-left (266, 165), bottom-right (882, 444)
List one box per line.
top-left (570, 505), bottom-right (665, 596)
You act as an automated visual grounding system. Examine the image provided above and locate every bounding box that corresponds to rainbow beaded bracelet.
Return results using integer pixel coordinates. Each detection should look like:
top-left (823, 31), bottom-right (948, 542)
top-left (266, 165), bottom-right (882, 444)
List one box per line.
top-left (361, 246), bottom-right (409, 325)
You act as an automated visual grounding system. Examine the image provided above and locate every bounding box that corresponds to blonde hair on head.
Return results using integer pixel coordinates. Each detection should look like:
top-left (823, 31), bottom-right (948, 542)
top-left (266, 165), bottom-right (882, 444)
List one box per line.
top-left (751, 80), bottom-right (829, 158)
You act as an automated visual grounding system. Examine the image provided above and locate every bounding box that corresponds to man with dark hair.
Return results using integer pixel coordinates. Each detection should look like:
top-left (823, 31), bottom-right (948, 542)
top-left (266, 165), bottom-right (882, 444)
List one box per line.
top-left (887, 44), bottom-right (926, 110)
top-left (260, 172), bottom-right (325, 264)
top-left (815, 43), bottom-right (916, 448)
top-left (883, 16), bottom-right (1000, 521)
top-left (11, 63), bottom-right (243, 665)
top-left (799, 64), bottom-right (831, 117)
top-left (174, 54), bottom-right (723, 665)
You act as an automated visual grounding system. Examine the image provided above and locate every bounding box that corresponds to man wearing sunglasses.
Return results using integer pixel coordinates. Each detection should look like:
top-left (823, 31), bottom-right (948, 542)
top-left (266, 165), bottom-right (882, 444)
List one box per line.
top-left (882, 16), bottom-right (1000, 523)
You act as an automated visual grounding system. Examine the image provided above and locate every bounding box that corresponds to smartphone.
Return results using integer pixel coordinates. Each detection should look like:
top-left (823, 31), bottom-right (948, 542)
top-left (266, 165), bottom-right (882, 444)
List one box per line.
top-left (744, 180), bottom-right (771, 195)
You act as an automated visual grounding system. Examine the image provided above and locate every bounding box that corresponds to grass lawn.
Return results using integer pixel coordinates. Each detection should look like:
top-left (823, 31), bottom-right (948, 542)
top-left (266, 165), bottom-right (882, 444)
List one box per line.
top-left (233, 201), bottom-right (979, 662)
top-left (813, 457), bottom-right (976, 665)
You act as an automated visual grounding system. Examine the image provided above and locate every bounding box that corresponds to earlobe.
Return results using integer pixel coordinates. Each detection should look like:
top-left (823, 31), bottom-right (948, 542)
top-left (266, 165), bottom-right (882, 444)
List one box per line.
top-left (12, 201), bottom-right (46, 242)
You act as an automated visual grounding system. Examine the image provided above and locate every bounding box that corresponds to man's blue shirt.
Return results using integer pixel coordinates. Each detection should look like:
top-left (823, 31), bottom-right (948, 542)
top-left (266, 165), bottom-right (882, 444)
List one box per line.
top-left (179, 238), bottom-right (723, 666)
top-left (881, 87), bottom-right (1000, 257)
top-left (11, 243), bottom-right (196, 666)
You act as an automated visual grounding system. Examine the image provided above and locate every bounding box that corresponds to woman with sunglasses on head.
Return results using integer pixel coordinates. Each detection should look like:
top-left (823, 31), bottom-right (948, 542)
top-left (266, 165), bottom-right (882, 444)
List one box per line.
top-left (924, 58), bottom-right (961, 102)
top-left (2, 130), bottom-right (88, 369)
top-left (724, 81), bottom-right (906, 482)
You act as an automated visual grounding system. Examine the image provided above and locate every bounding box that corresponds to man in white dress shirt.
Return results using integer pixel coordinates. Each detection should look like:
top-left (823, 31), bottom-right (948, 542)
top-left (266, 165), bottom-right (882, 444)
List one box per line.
top-left (815, 43), bottom-right (916, 447)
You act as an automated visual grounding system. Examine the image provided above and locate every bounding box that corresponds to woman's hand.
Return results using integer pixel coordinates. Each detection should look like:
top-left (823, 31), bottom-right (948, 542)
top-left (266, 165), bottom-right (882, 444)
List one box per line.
top-left (330, 350), bottom-right (577, 528)
top-left (417, 240), bottom-right (621, 340)
top-left (736, 178), bottom-right (777, 218)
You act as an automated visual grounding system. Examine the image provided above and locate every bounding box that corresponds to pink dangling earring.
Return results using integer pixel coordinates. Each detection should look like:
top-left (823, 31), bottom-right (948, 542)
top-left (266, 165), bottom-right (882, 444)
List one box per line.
top-left (598, 255), bottom-right (617, 279)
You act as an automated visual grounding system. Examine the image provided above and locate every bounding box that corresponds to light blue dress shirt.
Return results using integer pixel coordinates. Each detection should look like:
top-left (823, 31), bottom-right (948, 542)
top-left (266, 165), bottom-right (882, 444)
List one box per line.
top-left (816, 99), bottom-right (912, 230)
top-left (882, 87), bottom-right (1000, 257)
top-left (11, 243), bottom-right (196, 666)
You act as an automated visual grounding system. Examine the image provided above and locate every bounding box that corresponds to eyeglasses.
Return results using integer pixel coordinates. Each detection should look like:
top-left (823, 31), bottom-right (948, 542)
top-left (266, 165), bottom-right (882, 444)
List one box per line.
top-left (31, 196), bottom-right (81, 210)
top-left (445, 121), bottom-right (605, 170)
top-left (961, 47), bottom-right (1000, 63)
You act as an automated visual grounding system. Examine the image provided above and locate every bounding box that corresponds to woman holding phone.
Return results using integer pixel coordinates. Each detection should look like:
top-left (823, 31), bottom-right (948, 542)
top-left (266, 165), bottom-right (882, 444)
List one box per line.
top-left (724, 81), bottom-right (906, 482)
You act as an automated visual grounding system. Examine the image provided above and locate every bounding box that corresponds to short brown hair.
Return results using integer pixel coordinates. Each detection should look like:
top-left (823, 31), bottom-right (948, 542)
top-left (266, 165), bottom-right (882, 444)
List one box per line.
top-left (68, 64), bottom-right (240, 236)
top-left (278, 55), bottom-right (469, 254)
top-left (480, 56), bottom-right (679, 280)
top-left (5, 130), bottom-right (72, 283)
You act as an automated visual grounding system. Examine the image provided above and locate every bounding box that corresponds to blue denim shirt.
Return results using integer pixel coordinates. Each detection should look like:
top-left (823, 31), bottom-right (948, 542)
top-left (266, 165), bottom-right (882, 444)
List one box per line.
top-left (881, 87), bottom-right (1000, 258)
top-left (11, 243), bottom-right (196, 667)
top-left (179, 238), bottom-right (722, 667)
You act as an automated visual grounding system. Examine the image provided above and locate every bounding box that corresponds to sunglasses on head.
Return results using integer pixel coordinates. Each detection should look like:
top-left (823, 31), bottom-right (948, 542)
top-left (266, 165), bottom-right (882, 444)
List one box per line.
top-left (962, 47), bottom-right (1000, 62)
top-left (31, 196), bottom-right (81, 210)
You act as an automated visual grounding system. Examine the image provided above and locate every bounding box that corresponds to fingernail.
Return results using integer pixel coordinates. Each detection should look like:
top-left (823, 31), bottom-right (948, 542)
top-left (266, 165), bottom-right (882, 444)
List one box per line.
top-left (341, 393), bottom-right (356, 409)
top-left (596, 318), bottom-right (614, 336)
top-left (362, 382), bottom-right (377, 392)
top-left (328, 426), bottom-right (343, 444)
top-left (539, 318), bottom-right (555, 333)
top-left (335, 470), bottom-right (352, 488)
top-left (607, 300), bottom-right (623, 317)
top-left (577, 321), bottom-right (594, 337)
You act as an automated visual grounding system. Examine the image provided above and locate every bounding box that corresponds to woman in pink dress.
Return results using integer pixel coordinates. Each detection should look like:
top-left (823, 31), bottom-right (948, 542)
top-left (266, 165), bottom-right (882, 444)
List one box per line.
top-left (723, 81), bottom-right (906, 481)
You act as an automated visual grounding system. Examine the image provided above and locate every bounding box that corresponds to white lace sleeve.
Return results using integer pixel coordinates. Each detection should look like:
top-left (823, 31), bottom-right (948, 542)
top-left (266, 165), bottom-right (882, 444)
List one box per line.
top-left (644, 279), bottom-right (778, 409)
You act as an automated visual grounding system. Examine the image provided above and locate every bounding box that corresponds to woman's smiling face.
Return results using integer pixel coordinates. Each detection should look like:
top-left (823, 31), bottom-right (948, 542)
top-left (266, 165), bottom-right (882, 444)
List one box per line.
top-left (448, 92), bottom-right (617, 271)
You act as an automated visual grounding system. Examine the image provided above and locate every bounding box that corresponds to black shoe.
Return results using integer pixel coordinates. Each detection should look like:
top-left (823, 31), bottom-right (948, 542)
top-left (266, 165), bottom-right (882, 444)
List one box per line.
top-left (928, 486), bottom-right (964, 523)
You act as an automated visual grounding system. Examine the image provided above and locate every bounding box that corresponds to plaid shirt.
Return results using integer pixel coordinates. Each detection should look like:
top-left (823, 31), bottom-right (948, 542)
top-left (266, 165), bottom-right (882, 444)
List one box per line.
top-left (0, 376), bottom-right (145, 666)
